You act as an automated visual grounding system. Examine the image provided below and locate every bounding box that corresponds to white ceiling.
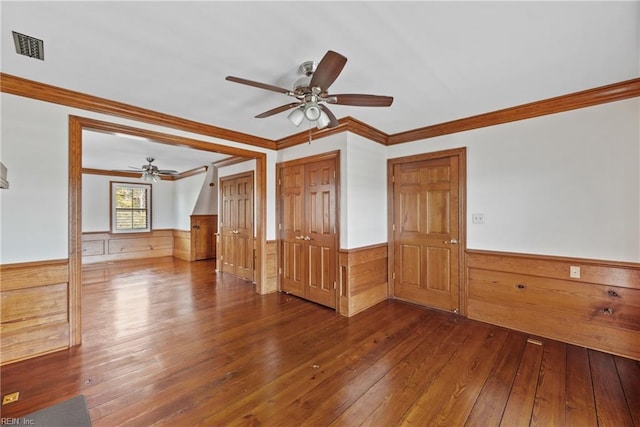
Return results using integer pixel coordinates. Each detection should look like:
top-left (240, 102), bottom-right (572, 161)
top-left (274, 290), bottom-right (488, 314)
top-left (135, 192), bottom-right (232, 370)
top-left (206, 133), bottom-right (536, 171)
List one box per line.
top-left (2, 1), bottom-right (638, 173)
top-left (81, 130), bottom-right (231, 172)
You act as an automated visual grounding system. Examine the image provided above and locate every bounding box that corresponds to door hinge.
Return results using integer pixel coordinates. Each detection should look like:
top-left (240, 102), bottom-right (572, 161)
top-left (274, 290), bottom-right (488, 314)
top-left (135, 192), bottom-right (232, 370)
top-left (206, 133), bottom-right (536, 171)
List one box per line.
top-left (392, 271), bottom-right (396, 279)
top-left (391, 174), bottom-right (395, 183)
top-left (279, 267), bottom-right (282, 275)
top-left (392, 224), bottom-right (395, 231)
top-left (333, 281), bottom-right (336, 290)
top-left (278, 223), bottom-right (282, 230)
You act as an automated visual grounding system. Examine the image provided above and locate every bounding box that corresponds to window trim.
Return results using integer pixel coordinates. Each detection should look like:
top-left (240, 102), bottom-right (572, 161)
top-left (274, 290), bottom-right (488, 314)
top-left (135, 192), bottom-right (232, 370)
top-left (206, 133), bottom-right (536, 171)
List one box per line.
top-left (110, 181), bottom-right (152, 234)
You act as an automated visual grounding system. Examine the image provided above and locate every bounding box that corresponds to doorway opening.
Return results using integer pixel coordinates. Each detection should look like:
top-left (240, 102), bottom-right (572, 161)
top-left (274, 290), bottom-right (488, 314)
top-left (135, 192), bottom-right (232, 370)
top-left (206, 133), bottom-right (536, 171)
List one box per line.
top-left (68, 115), bottom-right (267, 346)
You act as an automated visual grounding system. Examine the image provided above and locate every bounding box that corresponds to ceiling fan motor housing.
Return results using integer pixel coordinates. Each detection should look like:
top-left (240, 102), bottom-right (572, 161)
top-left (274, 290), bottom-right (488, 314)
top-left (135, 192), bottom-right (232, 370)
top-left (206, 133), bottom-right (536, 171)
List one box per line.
top-left (302, 94), bottom-right (322, 120)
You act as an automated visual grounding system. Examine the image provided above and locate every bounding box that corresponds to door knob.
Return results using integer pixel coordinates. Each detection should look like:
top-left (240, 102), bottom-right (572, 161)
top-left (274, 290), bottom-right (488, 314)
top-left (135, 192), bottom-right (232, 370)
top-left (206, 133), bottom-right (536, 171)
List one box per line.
top-left (443, 239), bottom-right (458, 245)
top-left (295, 236), bottom-right (304, 240)
top-left (304, 236), bottom-right (312, 241)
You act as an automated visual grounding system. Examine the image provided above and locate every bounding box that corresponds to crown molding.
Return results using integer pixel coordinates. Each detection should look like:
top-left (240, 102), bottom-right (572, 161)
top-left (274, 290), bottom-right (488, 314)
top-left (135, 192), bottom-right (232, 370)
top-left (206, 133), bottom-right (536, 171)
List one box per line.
top-left (2, 72), bottom-right (638, 150)
top-left (0, 73), bottom-right (276, 150)
top-left (388, 77), bottom-right (640, 145)
top-left (274, 116), bottom-right (389, 149)
top-left (213, 156), bottom-right (253, 168)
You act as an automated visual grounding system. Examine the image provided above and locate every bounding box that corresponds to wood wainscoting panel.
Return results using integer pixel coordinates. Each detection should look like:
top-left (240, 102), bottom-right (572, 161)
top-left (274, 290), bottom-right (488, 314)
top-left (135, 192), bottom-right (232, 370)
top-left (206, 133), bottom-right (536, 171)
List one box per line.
top-left (82, 230), bottom-right (174, 264)
top-left (173, 230), bottom-right (192, 261)
top-left (0, 259), bottom-right (70, 365)
top-left (339, 244), bottom-right (389, 317)
top-left (264, 240), bottom-right (278, 294)
top-left (466, 250), bottom-right (640, 360)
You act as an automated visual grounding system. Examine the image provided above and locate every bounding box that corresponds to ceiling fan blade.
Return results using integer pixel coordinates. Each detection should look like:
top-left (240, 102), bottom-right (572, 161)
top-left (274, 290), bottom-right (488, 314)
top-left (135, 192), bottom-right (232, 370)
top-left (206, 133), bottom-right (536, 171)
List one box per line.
top-left (309, 50), bottom-right (347, 92)
top-left (328, 94), bottom-right (394, 107)
top-left (157, 169), bottom-right (179, 175)
top-left (112, 169), bottom-right (143, 173)
top-left (255, 102), bottom-right (302, 118)
top-left (226, 76), bottom-right (292, 95)
top-left (319, 104), bottom-right (340, 128)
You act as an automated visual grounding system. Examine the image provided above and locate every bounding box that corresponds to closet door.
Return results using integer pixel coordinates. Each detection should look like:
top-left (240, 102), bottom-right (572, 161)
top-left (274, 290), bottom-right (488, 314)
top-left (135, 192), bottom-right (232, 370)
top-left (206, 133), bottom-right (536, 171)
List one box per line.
top-left (304, 158), bottom-right (336, 308)
top-left (280, 165), bottom-right (305, 297)
top-left (278, 153), bottom-right (337, 309)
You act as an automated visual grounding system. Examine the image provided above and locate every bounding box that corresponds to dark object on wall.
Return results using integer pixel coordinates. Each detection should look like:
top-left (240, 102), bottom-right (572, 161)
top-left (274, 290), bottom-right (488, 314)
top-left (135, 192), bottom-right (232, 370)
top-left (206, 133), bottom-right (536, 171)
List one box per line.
top-left (1, 162), bottom-right (8, 189)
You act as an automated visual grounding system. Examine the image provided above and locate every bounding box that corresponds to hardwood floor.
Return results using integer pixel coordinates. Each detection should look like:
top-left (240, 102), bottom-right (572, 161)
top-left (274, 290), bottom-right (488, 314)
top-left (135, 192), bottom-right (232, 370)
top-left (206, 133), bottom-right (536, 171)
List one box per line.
top-left (1, 257), bottom-right (638, 426)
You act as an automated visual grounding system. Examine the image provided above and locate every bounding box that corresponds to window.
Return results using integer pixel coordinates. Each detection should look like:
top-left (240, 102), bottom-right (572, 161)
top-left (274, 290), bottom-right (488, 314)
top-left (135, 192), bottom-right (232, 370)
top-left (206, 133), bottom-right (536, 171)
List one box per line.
top-left (110, 182), bottom-right (152, 233)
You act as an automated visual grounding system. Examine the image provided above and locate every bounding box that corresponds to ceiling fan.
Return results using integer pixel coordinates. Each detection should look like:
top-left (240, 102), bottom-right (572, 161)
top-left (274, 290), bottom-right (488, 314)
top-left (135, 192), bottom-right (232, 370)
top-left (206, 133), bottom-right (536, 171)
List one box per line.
top-left (226, 50), bottom-right (393, 130)
top-left (123, 157), bottom-right (178, 182)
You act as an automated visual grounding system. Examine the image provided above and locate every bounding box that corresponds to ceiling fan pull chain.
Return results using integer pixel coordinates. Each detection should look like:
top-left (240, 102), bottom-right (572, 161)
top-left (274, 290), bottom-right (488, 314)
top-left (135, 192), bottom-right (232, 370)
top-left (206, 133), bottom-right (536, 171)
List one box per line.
top-left (308, 122), bottom-right (312, 144)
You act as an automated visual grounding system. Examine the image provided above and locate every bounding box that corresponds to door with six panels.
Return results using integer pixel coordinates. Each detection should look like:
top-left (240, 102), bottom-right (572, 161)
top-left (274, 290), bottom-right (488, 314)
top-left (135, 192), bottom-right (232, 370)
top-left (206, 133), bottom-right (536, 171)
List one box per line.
top-left (391, 154), bottom-right (461, 312)
top-left (278, 153), bottom-right (338, 309)
top-left (220, 172), bottom-right (254, 281)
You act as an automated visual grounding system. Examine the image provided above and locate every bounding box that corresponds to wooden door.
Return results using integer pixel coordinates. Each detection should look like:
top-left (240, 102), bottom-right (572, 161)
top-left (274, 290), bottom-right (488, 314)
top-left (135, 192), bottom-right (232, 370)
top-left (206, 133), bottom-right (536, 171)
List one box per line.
top-left (392, 156), bottom-right (460, 312)
top-left (220, 173), bottom-right (254, 281)
top-left (191, 215), bottom-right (217, 260)
top-left (304, 159), bottom-right (336, 308)
top-left (234, 174), bottom-right (254, 281)
top-left (220, 177), bottom-right (236, 275)
top-left (280, 164), bottom-right (305, 297)
top-left (278, 154), bottom-right (337, 309)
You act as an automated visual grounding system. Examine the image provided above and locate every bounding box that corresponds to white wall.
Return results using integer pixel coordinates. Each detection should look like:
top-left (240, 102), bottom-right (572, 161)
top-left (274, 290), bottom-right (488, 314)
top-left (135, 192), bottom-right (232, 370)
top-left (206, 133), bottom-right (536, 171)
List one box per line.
top-left (192, 164), bottom-right (218, 216)
top-left (1, 96), bottom-right (69, 263)
top-left (173, 173), bottom-right (206, 230)
top-left (343, 134), bottom-right (388, 249)
top-left (0, 92), bottom-right (274, 264)
top-left (387, 98), bottom-right (640, 262)
top-left (1, 91), bottom-right (638, 264)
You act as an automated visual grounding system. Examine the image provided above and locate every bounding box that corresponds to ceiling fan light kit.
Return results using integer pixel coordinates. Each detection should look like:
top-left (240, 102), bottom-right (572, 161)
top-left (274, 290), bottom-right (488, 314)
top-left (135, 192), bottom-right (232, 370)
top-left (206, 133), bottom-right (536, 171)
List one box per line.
top-left (141, 171), bottom-right (160, 183)
top-left (287, 107), bottom-right (305, 126)
top-left (226, 50), bottom-right (393, 130)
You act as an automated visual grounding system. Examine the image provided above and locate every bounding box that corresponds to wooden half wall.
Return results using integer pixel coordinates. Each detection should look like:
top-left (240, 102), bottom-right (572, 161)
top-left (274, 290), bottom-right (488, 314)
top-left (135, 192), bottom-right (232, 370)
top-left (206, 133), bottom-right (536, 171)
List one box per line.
top-left (339, 244), bottom-right (389, 317)
top-left (82, 230), bottom-right (174, 264)
top-left (1, 259), bottom-right (70, 365)
top-left (466, 250), bottom-right (640, 360)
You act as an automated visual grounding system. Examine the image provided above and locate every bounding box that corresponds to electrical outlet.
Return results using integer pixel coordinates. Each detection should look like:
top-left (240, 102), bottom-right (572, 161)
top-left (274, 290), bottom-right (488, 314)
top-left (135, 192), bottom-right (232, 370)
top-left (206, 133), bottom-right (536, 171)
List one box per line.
top-left (2, 392), bottom-right (19, 405)
top-left (472, 213), bottom-right (484, 224)
top-left (570, 266), bottom-right (581, 279)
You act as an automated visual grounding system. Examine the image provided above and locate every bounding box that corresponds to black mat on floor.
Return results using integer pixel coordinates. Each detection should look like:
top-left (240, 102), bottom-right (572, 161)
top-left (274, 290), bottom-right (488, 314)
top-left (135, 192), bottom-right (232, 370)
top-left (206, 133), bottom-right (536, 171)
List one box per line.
top-left (18, 395), bottom-right (91, 427)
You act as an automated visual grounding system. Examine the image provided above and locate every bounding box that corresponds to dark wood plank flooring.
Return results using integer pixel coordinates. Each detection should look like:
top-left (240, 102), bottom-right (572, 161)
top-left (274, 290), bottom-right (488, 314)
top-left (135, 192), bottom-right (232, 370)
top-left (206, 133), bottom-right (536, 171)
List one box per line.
top-left (1, 257), bottom-right (638, 426)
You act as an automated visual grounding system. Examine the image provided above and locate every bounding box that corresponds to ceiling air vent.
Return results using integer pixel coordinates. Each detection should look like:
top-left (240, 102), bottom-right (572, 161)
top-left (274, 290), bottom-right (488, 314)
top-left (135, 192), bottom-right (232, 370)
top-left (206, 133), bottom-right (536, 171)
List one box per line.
top-left (12, 31), bottom-right (44, 60)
